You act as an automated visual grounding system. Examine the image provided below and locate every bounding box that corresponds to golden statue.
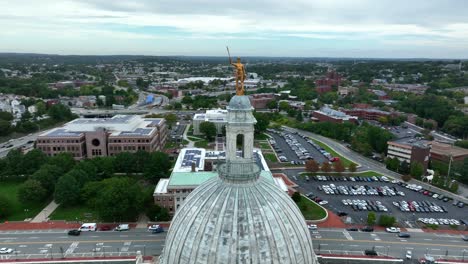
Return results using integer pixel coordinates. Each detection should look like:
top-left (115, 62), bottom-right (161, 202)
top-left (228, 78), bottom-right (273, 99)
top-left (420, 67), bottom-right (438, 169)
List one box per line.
top-left (227, 47), bottom-right (246, 96)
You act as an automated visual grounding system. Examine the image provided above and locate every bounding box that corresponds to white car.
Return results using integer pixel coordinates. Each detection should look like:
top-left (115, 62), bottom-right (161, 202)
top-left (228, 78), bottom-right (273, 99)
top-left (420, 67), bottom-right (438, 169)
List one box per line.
top-left (318, 201), bottom-right (328, 205)
top-left (386, 227), bottom-right (401, 233)
top-left (0, 248), bottom-right (13, 254)
top-left (307, 224), bottom-right (318, 230)
top-left (147, 224), bottom-right (162, 231)
top-left (406, 250), bottom-right (412, 260)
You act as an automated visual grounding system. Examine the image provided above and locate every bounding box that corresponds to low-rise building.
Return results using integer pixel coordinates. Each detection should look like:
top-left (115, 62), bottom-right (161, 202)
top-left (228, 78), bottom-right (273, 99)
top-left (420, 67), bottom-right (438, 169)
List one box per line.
top-left (153, 148), bottom-right (287, 215)
top-left (429, 141), bottom-right (468, 163)
top-left (36, 115), bottom-right (167, 159)
top-left (343, 108), bottom-right (395, 121)
top-left (249, 93), bottom-right (275, 109)
top-left (386, 137), bottom-right (430, 170)
top-left (192, 109), bottom-right (227, 135)
top-left (337, 86), bottom-right (358, 96)
top-left (312, 106), bottom-right (358, 124)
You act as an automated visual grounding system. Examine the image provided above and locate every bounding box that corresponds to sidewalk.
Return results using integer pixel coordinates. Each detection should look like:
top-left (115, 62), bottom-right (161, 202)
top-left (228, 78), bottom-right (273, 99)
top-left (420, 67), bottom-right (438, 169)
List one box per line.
top-left (182, 124), bottom-right (195, 148)
top-left (30, 200), bottom-right (59, 223)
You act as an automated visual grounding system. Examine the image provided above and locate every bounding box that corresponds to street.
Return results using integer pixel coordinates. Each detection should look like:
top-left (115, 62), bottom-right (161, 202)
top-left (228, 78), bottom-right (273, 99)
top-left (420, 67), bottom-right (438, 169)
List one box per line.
top-left (0, 229), bottom-right (166, 260)
top-left (0, 228), bottom-right (466, 261)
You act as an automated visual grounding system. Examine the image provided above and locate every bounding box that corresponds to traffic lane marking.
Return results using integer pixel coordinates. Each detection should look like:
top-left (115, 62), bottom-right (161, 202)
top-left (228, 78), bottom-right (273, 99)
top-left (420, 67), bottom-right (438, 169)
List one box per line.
top-left (312, 238), bottom-right (468, 248)
top-left (0, 238), bottom-right (165, 245)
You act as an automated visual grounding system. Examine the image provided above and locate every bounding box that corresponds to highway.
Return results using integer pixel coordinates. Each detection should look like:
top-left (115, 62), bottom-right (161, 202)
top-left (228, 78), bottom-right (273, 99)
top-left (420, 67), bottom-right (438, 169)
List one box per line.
top-left (0, 228), bottom-right (466, 261)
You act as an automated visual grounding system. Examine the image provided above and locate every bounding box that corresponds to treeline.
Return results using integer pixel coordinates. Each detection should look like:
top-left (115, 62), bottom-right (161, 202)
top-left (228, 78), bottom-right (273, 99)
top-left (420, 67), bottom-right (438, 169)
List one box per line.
top-left (0, 150), bottom-right (172, 222)
top-left (181, 95), bottom-right (218, 109)
top-left (0, 103), bottom-right (76, 137)
top-left (296, 121), bottom-right (394, 156)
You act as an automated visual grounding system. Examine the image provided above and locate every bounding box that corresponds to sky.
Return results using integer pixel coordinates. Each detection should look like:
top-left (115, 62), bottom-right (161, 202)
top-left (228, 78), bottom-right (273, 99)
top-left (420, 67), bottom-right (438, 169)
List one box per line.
top-left (1, 0), bottom-right (468, 58)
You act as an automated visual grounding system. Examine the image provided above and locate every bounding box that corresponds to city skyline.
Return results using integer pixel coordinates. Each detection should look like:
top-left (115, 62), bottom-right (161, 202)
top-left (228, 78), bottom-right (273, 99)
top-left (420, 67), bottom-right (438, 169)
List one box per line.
top-left (1, 0), bottom-right (468, 58)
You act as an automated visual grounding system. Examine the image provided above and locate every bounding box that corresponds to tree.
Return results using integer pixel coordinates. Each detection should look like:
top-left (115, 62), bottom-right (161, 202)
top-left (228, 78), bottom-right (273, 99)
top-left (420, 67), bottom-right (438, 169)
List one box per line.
top-left (0, 195), bottom-right (13, 220)
top-left (333, 161), bottom-right (345, 173)
top-left (266, 100), bottom-right (277, 109)
top-left (253, 112), bottom-right (270, 135)
top-left (181, 96), bottom-right (193, 105)
top-left (47, 153), bottom-right (75, 173)
top-left (378, 215), bottom-right (396, 227)
top-left (114, 152), bottom-right (137, 174)
top-left (0, 120), bottom-right (11, 136)
top-left (145, 204), bottom-right (170, 221)
top-left (22, 149), bottom-right (47, 175)
top-left (385, 157), bottom-right (400, 172)
top-left (278, 101), bottom-right (290, 112)
top-left (199, 121), bottom-right (217, 141)
top-left (320, 162), bottom-right (331, 172)
top-left (410, 162), bottom-right (424, 179)
top-left (54, 174), bottom-right (81, 206)
top-left (305, 160), bottom-right (319, 173)
top-left (0, 111), bottom-right (13, 121)
top-left (144, 152), bottom-right (171, 183)
top-left (4, 149), bottom-right (24, 176)
top-left (48, 103), bottom-right (74, 121)
top-left (164, 113), bottom-right (178, 129)
top-left (30, 164), bottom-right (64, 194)
top-left (296, 110), bottom-right (304, 122)
top-left (399, 160), bottom-right (410, 175)
top-left (367, 212), bottom-right (376, 226)
top-left (460, 157), bottom-right (468, 184)
top-left (348, 163), bottom-right (357, 172)
top-left (291, 192), bottom-right (302, 203)
top-left (18, 179), bottom-right (47, 204)
top-left (94, 177), bottom-right (145, 222)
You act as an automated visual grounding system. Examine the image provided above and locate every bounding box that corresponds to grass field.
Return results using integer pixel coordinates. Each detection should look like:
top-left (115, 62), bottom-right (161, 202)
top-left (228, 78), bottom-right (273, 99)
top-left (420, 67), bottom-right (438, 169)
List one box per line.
top-left (187, 136), bottom-right (203, 142)
top-left (309, 138), bottom-right (355, 168)
top-left (264, 153), bottom-right (278, 162)
top-left (297, 195), bottom-right (327, 220)
top-left (194, 140), bottom-right (208, 148)
top-left (0, 182), bottom-right (48, 221)
top-left (49, 205), bottom-right (100, 222)
top-left (258, 142), bottom-right (271, 149)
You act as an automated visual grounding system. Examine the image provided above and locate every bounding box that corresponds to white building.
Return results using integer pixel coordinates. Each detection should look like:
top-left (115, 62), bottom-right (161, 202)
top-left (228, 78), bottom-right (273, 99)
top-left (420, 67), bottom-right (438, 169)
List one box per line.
top-left (192, 109), bottom-right (227, 135)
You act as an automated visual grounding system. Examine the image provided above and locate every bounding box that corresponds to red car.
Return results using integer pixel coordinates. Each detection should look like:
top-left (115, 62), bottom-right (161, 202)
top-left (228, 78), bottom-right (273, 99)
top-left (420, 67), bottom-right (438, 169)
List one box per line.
top-left (99, 225), bottom-right (112, 231)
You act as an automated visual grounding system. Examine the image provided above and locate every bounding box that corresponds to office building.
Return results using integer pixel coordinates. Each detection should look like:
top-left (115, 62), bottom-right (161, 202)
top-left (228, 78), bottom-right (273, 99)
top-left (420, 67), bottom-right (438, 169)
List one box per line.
top-left (192, 109), bottom-right (227, 135)
top-left (36, 115), bottom-right (167, 159)
top-left (387, 137), bottom-right (430, 170)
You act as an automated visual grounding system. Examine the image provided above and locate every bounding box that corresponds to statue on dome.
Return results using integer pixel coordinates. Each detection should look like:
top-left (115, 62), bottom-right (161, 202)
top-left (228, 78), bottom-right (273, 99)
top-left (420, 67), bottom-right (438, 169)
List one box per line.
top-left (227, 46), bottom-right (246, 96)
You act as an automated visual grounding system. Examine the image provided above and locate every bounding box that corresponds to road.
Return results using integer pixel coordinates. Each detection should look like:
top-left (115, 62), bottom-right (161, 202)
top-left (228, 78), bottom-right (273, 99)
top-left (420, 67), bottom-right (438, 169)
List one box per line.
top-left (283, 126), bottom-right (468, 204)
top-left (0, 228), bottom-right (466, 261)
top-left (0, 132), bottom-right (42, 158)
top-left (312, 228), bottom-right (468, 260)
top-left (0, 229), bottom-right (166, 260)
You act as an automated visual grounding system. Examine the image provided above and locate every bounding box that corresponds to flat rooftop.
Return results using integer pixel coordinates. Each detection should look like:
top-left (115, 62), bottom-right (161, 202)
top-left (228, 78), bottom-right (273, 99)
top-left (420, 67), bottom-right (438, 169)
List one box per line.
top-left (315, 107), bottom-right (357, 120)
top-left (389, 136), bottom-right (430, 148)
top-left (39, 115), bottom-right (164, 137)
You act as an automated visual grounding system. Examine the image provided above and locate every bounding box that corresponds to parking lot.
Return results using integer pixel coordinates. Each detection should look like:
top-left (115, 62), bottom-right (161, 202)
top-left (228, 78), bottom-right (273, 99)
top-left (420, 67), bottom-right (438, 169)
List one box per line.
top-left (267, 130), bottom-right (328, 164)
top-left (295, 174), bottom-right (468, 227)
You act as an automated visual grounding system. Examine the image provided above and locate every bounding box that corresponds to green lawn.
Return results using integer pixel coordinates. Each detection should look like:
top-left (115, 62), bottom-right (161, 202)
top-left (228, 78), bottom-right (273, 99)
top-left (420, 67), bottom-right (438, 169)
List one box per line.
top-left (194, 140), bottom-right (209, 148)
top-left (0, 182), bottom-right (48, 221)
top-left (164, 141), bottom-right (177, 149)
top-left (49, 204), bottom-right (101, 222)
top-left (264, 153), bottom-right (278, 162)
top-left (297, 195), bottom-right (327, 220)
top-left (309, 138), bottom-right (355, 167)
top-left (258, 142), bottom-right (271, 149)
top-left (187, 136), bottom-right (203, 142)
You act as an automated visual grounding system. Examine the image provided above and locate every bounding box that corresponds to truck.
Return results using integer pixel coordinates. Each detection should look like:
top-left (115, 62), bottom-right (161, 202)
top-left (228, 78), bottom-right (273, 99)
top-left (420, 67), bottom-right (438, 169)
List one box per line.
top-left (114, 224), bottom-right (129, 231)
top-left (78, 223), bottom-right (97, 232)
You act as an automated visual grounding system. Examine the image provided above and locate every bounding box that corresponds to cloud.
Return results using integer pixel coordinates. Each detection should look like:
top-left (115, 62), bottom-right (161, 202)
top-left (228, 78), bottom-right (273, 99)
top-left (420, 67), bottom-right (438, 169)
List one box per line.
top-left (0, 0), bottom-right (468, 57)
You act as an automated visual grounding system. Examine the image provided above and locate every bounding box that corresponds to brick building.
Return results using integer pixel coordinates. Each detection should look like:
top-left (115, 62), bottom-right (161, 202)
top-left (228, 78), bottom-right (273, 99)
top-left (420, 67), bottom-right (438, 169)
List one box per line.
top-left (248, 93), bottom-right (275, 109)
top-left (343, 108), bottom-right (395, 121)
top-left (386, 137), bottom-right (430, 170)
top-left (36, 115), bottom-right (167, 159)
top-left (312, 107), bottom-right (358, 124)
top-left (429, 141), bottom-right (468, 163)
top-left (315, 70), bottom-right (342, 94)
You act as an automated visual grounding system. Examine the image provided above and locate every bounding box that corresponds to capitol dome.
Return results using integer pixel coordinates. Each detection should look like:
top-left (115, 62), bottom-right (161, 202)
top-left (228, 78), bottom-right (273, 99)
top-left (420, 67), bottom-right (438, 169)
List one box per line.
top-left (159, 94), bottom-right (317, 264)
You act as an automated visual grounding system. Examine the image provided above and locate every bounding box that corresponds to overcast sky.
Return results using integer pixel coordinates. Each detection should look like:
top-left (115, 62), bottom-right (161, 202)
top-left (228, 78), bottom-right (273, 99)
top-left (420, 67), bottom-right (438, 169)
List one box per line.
top-left (1, 0), bottom-right (468, 58)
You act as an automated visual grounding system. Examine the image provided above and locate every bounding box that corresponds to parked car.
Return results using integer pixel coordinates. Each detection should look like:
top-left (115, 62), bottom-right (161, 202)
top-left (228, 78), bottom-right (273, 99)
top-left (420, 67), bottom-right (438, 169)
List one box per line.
top-left (150, 225), bottom-right (164, 233)
top-left (68, 229), bottom-right (81, 236)
top-left (346, 227), bottom-right (358, 231)
top-left (462, 235), bottom-right (468, 241)
top-left (114, 224), bottom-right (129, 231)
top-left (361, 226), bottom-right (374, 232)
top-left (99, 225), bottom-right (112, 231)
top-left (307, 224), bottom-right (318, 230)
top-left (318, 201), bottom-right (328, 205)
top-left (364, 249), bottom-right (378, 256)
top-left (0, 248), bottom-right (13, 254)
top-left (398, 233), bottom-right (411, 238)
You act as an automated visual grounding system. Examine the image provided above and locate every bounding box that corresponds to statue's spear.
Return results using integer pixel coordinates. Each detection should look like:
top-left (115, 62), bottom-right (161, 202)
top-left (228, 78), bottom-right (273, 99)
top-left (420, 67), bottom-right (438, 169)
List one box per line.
top-left (226, 46), bottom-right (232, 64)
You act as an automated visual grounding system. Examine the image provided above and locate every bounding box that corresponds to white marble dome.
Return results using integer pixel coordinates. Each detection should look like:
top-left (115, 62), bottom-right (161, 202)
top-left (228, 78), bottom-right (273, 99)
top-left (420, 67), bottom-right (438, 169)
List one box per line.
top-left (159, 168), bottom-right (316, 264)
